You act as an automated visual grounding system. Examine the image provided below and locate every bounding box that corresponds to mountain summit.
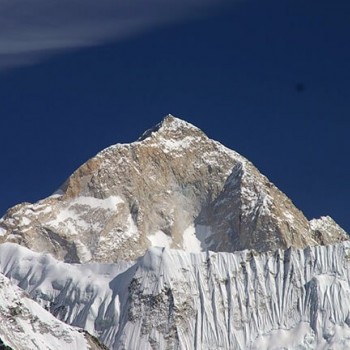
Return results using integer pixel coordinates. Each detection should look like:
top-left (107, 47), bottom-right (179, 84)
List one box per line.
top-left (0, 115), bottom-right (347, 262)
top-left (0, 115), bottom-right (349, 349)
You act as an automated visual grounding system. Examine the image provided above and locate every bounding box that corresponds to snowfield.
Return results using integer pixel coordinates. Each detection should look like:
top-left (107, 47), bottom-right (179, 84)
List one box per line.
top-left (0, 267), bottom-right (105, 350)
top-left (1, 241), bottom-right (350, 349)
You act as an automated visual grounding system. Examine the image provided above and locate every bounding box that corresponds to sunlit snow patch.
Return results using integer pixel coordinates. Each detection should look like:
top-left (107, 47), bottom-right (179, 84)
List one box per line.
top-left (182, 225), bottom-right (202, 253)
top-left (251, 323), bottom-right (316, 350)
top-left (148, 230), bottom-right (172, 249)
top-left (70, 195), bottom-right (124, 210)
top-left (47, 195), bottom-right (124, 235)
top-left (0, 227), bottom-right (6, 237)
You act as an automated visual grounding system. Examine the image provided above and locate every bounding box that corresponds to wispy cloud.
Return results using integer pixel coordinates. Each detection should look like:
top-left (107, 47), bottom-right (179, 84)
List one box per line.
top-left (0, 0), bottom-right (229, 69)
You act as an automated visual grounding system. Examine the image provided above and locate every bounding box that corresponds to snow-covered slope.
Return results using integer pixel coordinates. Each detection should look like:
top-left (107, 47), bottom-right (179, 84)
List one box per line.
top-left (2, 241), bottom-right (350, 350)
top-left (0, 116), bottom-right (347, 263)
top-left (0, 268), bottom-right (107, 350)
top-left (0, 242), bottom-right (133, 347)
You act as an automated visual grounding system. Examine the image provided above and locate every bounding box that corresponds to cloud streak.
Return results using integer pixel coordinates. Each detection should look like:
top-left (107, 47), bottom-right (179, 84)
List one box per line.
top-left (0, 0), bottom-right (230, 69)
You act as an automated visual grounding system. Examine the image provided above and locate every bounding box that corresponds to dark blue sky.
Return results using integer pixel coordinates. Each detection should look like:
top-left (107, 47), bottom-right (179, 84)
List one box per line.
top-left (1, 0), bottom-right (349, 232)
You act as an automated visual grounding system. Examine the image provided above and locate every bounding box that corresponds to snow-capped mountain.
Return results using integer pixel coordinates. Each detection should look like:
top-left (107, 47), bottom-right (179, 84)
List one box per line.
top-left (0, 115), bottom-right (347, 263)
top-left (0, 115), bottom-right (348, 349)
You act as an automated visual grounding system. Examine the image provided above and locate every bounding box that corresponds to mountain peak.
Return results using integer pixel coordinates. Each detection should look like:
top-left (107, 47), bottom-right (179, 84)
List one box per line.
top-left (0, 115), bottom-right (348, 263)
top-left (160, 114), bottom-right (198, 131)
top-left (138, 114), bottom-right (204, 142)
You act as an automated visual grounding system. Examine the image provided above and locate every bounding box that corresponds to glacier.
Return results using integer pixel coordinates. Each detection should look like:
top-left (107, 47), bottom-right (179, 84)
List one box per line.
top-left (1, 241), bottom-right (350, 349)
top-left (0, 261), bottom-right (106, 350)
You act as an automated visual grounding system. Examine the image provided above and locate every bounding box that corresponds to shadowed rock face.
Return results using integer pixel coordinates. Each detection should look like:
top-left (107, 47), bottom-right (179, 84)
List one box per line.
top-left (0, 115), bottom-right (348, 262)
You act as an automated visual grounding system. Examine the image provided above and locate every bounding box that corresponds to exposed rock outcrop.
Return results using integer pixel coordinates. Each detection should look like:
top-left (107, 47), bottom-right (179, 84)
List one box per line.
top-left (0, 115), bottom-right (347, 262)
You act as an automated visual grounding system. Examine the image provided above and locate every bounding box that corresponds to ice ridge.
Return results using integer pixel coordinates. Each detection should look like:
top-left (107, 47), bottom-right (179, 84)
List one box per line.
top-left (1, 242), bottom-right (350, 349)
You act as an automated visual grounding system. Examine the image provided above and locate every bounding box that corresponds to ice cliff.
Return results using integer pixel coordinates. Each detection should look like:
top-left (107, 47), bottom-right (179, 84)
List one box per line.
top-left (1, 241), bottom-right (350, 349)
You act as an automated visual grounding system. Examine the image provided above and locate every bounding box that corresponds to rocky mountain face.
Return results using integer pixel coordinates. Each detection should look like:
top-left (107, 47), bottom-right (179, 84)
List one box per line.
top-left (0, 115), bottom-right (348, 350)
top-left (0, 115), bottom-right (347, 263)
